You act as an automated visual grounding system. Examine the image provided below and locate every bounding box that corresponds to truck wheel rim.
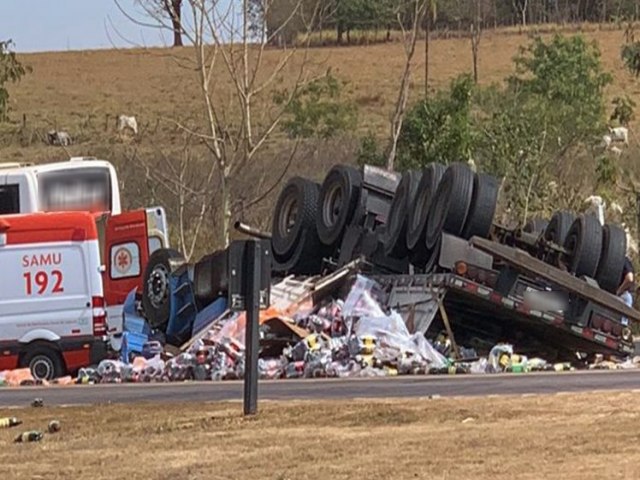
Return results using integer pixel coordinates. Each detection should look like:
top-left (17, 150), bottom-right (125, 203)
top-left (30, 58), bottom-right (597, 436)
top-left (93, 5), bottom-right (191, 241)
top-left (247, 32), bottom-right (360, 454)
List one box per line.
top-left (278, 194), bottom-right (298, 237)
top-left (31, 356), bottom-right (54, 380)
top-left (323, 183), bottom-right (343, 228)
top-left (147, 265), bottom-right (169, 308)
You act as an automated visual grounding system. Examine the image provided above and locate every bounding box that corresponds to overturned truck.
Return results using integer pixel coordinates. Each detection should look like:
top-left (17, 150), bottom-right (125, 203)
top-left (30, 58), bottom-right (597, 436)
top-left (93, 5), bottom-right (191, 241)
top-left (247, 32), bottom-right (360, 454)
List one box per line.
top-left (143, 162), bottom-right (637, 362)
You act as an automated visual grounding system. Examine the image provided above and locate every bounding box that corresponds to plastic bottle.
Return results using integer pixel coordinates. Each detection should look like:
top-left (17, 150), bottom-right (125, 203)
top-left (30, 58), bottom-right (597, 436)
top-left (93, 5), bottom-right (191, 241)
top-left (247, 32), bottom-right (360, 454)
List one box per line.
top-left (0, 417), bottom-right (22, 429)
top-left (14, 431), bottom-right (43, 443)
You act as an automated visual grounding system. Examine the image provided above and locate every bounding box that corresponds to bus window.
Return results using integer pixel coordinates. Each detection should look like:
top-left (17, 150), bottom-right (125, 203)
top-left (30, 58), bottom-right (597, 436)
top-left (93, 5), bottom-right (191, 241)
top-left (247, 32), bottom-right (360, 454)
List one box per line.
top-left (37, 167), bottom-right (112, 213)
top-left (0, 184), bottom-right (20, 214)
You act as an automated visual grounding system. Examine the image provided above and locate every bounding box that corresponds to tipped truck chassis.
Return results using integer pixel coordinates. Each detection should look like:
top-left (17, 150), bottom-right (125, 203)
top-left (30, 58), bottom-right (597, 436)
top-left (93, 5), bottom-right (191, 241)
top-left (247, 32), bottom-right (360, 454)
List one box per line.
top-left (374, 234), bottom-right (636, 360)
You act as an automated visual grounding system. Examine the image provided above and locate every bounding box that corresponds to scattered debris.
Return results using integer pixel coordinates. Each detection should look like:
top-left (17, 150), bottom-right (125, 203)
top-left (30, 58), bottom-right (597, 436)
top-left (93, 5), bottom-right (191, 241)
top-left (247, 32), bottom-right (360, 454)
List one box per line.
top-left (14, 431), bottom-right (43, 443)
top-left (0, 417), bottom-right (22, 428)
top-left (0, 272), bottom-right (637, 386)
top-left (47, 420), bottom-right (61, 434)
top-left (31, 398), bottom-right (43, 408)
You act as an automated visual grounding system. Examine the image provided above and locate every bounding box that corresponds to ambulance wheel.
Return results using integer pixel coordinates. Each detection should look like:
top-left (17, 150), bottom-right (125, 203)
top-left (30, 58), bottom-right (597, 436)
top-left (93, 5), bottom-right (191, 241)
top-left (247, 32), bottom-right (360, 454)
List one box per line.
top-left (22, 344), bottom-right (65, 381)
top-left (142, 248), bottom-right (185, 330)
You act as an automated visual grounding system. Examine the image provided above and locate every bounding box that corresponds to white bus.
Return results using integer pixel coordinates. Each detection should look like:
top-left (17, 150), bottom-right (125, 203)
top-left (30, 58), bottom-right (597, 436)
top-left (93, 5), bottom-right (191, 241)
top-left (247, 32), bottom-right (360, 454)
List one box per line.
top-left (0, 157), bottom-right (121, 215)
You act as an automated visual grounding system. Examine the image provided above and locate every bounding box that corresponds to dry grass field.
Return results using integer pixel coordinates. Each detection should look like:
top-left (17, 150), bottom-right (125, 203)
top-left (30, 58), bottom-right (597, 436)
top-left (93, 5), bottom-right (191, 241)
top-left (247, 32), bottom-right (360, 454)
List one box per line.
top-left (2, 391), bottom-right (640, 479)
top-left (6, 24), bottom-right (640, 143)
top-left (3, 24), bottom-right (640, 248)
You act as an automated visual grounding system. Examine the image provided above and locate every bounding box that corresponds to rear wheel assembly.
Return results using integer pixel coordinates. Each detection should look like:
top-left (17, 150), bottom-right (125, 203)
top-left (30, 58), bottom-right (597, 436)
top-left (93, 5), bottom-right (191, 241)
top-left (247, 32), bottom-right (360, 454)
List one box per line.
top-left (272, 179), bottom-right (327, 276)
top-left (461, 172), bottom-right (500, 240)
top-left (425, 162), bottom-right (475, 249)
top-left (383, 170), bottom-right (422, 258)
top-left (562, 214), bottom-right (603, 279)
top-left (271, 177), bottom-right (320, 258)
top-left (523, 217), bottom-right (549, 238)
top-left (543, 211), bottom-right (575, 248)
top-left (595, 223), bottom-right (627, 293)
top-left (406, 163), bottom-right (445, 264)
top-left (316, 165), bottom-right (363, 247)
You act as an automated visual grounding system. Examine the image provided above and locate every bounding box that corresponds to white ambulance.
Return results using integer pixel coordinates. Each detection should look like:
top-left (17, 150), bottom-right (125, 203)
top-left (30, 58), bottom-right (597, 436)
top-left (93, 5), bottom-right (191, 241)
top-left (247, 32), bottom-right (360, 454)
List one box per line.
top-left (0, 157), bottom-right (121, 215)
top-left (0, 211), bottom-right (108, 380)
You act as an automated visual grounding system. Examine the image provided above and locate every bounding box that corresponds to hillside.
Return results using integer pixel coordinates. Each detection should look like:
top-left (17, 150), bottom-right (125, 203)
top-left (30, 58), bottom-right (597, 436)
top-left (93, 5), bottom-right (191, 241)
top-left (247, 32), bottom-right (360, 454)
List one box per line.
top-left (2, 25), bottom-right (639, 252)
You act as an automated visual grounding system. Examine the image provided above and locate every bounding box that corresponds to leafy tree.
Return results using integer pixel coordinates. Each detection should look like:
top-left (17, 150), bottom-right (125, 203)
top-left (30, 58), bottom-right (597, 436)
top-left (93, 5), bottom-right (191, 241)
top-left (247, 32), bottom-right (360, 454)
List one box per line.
top-left (395, 74), bottom-right (475, 170)
top-left (275, 74), bottom-right (358, 139)
top-left (0, 40), bottom-right (30, 122)
top-left (478, 34), bottom-right (612, 219)
top-left (356, 131), bottom-right (386, 167)
top-left (508, 35), bottom-right (611, 139)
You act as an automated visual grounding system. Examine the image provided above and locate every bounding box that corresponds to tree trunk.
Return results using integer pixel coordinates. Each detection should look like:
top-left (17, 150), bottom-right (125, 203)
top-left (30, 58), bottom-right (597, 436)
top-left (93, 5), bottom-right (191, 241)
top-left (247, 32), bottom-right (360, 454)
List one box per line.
top-left (425, 17), bottom-right (430, 97)
top-left (471, 26), bottom-right (480, 83)
top-left (220, 170), bottom-right (231, 248)
top-left (166, 0), bottom-right (183, 47)
top-left (337, 23), bottom-right (344, 44)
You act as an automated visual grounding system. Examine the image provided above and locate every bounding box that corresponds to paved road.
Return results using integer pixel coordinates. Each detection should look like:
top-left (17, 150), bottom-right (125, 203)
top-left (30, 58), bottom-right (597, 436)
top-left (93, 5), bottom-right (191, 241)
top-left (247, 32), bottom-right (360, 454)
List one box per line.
top-left (1, 370), bottom-right (640, 407)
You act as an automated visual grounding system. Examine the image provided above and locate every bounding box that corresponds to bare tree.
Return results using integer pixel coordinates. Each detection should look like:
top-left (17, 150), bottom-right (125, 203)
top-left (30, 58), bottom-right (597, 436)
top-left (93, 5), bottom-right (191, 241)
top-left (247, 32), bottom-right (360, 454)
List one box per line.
top-left (388, 0), bottom-right (427, 171)
top-left (128, 0), bottom-right (324, 247)
top-left (513, 0), bottom-right (528, 27)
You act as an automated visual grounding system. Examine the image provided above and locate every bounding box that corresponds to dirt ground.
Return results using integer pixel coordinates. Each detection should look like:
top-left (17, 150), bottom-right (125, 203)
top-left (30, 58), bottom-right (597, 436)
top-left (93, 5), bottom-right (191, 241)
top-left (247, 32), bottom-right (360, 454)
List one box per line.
top-left (1, 391), bottom-right (640, 479)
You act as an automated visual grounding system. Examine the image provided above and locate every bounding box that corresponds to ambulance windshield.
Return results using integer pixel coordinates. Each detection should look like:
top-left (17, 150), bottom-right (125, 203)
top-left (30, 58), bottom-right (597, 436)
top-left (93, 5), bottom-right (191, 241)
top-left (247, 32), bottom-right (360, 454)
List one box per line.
top-left (38, 167), bottom-right (112, 213)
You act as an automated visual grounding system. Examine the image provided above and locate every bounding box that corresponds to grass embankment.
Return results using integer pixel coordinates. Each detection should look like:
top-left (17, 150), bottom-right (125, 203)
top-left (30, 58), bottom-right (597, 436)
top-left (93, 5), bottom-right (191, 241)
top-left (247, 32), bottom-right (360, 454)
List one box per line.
top-left (2, 392), bottom-right (640, 479)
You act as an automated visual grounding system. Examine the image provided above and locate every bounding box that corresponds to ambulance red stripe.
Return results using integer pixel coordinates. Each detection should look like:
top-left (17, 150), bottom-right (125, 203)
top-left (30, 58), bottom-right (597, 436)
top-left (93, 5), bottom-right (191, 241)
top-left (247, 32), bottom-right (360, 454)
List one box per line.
top-left (0, 212), bottom-right (98, 244)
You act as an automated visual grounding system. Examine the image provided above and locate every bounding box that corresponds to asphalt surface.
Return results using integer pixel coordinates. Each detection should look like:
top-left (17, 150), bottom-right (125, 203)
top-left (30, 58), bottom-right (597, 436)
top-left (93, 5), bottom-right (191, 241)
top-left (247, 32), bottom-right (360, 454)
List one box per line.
top-left (2, 370), bottom-right (640, 407)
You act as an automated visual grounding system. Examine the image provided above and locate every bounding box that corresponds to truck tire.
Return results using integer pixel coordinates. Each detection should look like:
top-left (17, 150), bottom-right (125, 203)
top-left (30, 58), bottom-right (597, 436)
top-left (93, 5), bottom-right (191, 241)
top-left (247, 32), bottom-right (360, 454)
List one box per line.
top-left (461, 172), bottom-right (499, 240)
top-left (316, 165), bottom-right (362, 247)
top-left (383, 170), bottom-right (422, 258)
top-left (524, 217), bottom-right (549, 237)
top-left (142, 248), bottom-right (186, 329)
top-left (543, 211), bottom-right (574, 247)
top-left (271, 177), bottom-right (320, 259)
top-left (21, 343), bottom-right (65, 381)
top-left (425, 162), bottom-right (475, 249)
top-left (193, 250), bottom-right (228, 307)
top-left (424, 236), bottom-right (442, 273)
top-left (595, 224), bottom-right (627, 293)
top-left (563, 214), bottom-right (603, 279)
top-left (272, 234), bottom-right (325, 276)
top-left (406, 163), bottom-right (445, 255)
